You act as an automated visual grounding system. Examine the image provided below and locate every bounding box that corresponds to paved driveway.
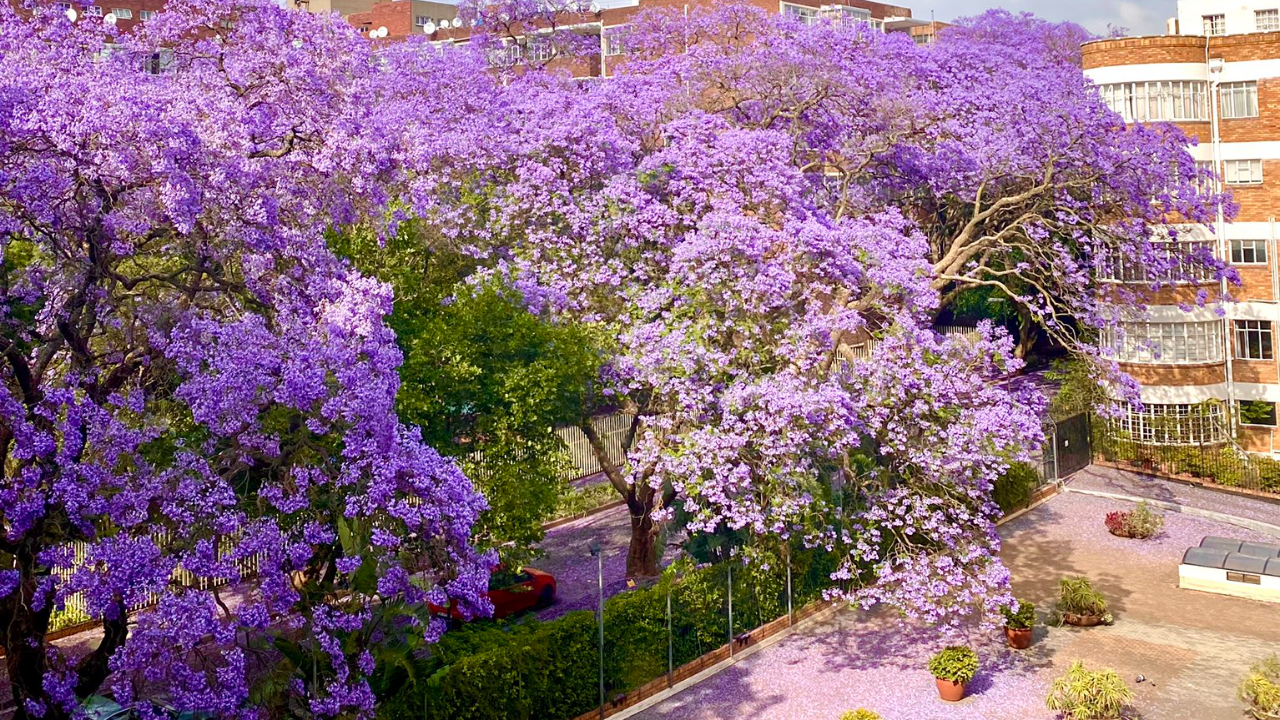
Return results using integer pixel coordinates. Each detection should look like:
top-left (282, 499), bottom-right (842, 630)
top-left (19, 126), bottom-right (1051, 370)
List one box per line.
top-left (633, 488), bottom-right (1280, 720)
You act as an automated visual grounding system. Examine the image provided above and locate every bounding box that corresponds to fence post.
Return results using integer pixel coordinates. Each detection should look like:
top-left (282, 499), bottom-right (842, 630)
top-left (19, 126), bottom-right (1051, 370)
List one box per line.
top-left (666, 586), bottom-right (673, 688)
top-left (786, 550), bottom-right (793, 627)
top-left (727, 563), bottom-right (733, 659)
top-left (1052, 426), bottom-right (1060, 481)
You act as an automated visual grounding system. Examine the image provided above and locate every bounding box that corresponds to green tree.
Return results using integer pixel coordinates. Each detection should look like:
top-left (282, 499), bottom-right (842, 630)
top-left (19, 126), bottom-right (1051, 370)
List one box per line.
top-left (335, 223), bottom-right (601, 563)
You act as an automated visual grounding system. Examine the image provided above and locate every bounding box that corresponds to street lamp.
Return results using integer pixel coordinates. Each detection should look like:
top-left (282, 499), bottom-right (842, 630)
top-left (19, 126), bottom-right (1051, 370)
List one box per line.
top-left (588, 540), bottom-right (604, 720)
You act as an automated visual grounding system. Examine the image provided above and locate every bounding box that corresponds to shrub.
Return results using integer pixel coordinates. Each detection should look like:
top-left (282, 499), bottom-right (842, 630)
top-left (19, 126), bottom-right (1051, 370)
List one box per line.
top-left (1105, 501), bottom-right (1164, 539)
top-left (1003, 599), bottom-right (1036, 630)
top-left (927, 646), bottom-right (979, 684)
top-left (1045, 661), bottom-right (1133, 720)
top-left (839, 711), bottom-right (883, 720)
top-left (1057, 577), bottom-right (1107, 617)
top-left (993, 462), bottom-right (1041, 514)
top-left (1240, 655), bottom-right (1280, 717)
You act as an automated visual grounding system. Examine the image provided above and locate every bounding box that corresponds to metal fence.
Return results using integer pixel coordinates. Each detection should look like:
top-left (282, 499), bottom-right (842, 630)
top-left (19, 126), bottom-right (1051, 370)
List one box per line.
top-left (1094, 420), bottom-right (1280, 496)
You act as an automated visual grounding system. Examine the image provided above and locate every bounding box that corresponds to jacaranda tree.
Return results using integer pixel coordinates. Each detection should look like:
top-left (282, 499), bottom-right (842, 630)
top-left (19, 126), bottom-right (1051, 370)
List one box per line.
top-left (0, 3), bottom-right (489, 718)
top-left (397, 1), bottom-right (1226, 626)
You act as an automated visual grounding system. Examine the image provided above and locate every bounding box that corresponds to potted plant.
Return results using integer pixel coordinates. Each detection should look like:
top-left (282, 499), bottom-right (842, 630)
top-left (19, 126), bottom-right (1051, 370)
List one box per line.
top-left (1240, 655), bottom-right (1280, 720)
top-left (928, 646), bottom-right (978, 702)
top-left (1003, 599), bottom-right (1035, 649)
top-left (1056, 577), bottom-right (1109, 627)
top-left (1045, 661), bottom-right (1133, 719)
top-left (1104, 501), bottom-right (1164, 539)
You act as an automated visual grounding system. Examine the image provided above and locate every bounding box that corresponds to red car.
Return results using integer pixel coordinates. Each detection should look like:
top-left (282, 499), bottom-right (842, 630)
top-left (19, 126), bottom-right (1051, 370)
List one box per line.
top-left (431, 566), bottom-right (557, 620)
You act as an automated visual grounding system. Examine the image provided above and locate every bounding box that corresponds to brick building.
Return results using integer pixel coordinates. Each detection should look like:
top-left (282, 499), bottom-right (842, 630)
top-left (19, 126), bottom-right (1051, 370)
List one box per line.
top-left (1084, 0), bottom-right (1280, 454)
top-left (343, 0), bottom-right (938, 65)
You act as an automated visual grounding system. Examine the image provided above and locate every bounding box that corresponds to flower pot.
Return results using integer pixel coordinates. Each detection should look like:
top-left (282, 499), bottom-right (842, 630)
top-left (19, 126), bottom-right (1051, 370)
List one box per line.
top-left (1005, 626), bottom-right (1033, 649)
top-left (934, 677), bottom-right (967, 702)
top-left (1062, 612), bottom-right (1104, 627)
top-left (1250, 708), bottom-right (1280, 720)
top-left (1107, 526), bottom-right (1132, 539)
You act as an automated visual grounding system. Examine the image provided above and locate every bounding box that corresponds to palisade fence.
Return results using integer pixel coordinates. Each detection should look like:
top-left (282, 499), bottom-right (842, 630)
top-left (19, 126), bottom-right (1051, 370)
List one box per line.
top-left (380, 546), bottom-right (845, 720)
top-left (1094, 414), bottom-right (1280, 496)
top-left (5, 414), bottom-right (636, 637)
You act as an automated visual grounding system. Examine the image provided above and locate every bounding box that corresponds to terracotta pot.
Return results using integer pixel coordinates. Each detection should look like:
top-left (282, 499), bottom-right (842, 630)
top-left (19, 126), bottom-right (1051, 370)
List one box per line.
top-left (1062, 612), bottom-right (1104, 627)
top-left (1005, 626), bottom-right (1033, 649)
top-left (934, 677), bottom-right (967, 702)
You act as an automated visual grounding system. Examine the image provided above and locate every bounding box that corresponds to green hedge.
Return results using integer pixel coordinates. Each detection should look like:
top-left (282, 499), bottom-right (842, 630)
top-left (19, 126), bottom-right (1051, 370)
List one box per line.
top-left (379, 549), bottom-right (825, 720)
top-left (993, 462), bottom-right (1041, 515)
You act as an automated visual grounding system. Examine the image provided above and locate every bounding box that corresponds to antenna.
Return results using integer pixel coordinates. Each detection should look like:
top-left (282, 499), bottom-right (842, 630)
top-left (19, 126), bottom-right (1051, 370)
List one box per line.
top-left (424, 21), bottom-right (437, 34)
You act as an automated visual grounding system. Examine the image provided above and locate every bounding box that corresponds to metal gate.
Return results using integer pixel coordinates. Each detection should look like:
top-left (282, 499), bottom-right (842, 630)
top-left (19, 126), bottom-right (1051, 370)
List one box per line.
top-left (1044, 413), bottom-right (1092, 480)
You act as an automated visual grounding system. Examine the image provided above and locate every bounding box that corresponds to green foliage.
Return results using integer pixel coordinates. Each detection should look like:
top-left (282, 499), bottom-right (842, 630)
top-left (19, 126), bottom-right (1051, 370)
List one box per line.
top-left (927, 646), bottom-right (979, 684)
top-left (1240, 400), bottom-right (1278, 427)
top-left (993, 462), bottom-right (1040, 515)
top-left (378, 545), bottom-right (832, 720)
top-left (1240, 656), bottom-right (1280, 716)
top-left (333, 224), bottom-right (601, 563)
top-left (1124, 501), bottom-right (1164, 539)
top-left (1057, 577), bottom-right (1107, 617)
top-left (1003, 599), bottom-right (1036, 630)
top-left (1046, 358), bottom-right (1109, 422)
top-left (839, 710), bottom-right (883, 720)
top-left (1045, 661), bottom-right (1133, 720)
top-left (552, 482), bottom-right (618, 521)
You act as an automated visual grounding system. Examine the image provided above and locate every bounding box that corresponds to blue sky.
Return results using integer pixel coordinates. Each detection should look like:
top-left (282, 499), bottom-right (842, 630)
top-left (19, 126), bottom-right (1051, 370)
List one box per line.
top-left (927, 0), bottom-right (1172, 36)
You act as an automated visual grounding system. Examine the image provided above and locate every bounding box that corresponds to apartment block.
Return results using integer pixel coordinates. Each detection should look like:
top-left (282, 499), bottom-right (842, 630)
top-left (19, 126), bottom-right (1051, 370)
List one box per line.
top-left (1084, 0), bottom-right (1280, 454)
top-left (344, 0), bottom-right (936, 65)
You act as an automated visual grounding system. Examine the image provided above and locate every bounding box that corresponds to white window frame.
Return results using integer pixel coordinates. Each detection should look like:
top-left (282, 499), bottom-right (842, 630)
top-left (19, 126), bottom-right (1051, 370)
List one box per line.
top-left (1108, 238), bottom-right (1216, 284)
top-left (1098, 81), bottom-right (1208, 123)
top-left (1236, 320), bottom-right (1275, 360)
top-left (85, 5), bottom-right (103, 16)
top-left (1224, 159), bottom-right (1264, 185)
top-left (111, 8), bottom-right (132, 19)
top-left (1257, 9), bottom-right (1280, 32)
top-left (1221, 82), bottom-right (1259, 119)
top-left (414, 16), bottom-right (432, 27)
top-left (604, 25), bottom-right (630, 56)
top-left (1116, 402), bottom-right (1229, 445)
top-left (1204, 14), bottom-right (1226, 36)
top-left (782, 3), bottom-right (820, 25)
top-left (1102, 320), bottom-right (1224, 364)
top-left (139, 10), bottom-right (153, 20)
top-left (1231, 238), bottom-right (1269, 265)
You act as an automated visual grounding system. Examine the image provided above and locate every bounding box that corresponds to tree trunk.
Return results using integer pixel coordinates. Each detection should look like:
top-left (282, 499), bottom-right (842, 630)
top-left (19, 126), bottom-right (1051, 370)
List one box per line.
top-left (4, 559), bottom-right (64, 720)
top-left (1015, 306), bottom-right (1037, 360)
top-left (626, 510), bottom-right (659, 578)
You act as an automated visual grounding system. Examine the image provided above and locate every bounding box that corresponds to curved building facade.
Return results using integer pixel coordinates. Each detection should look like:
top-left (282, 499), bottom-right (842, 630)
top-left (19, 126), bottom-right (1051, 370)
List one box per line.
top-left (1084, 0), bottom-right (1280, 454)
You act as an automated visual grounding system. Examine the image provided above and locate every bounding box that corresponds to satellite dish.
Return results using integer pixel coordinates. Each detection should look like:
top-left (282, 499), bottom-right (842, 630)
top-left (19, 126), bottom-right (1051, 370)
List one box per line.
top-left (376, 26), bottom-right (388, 38)
top-left (451, 18), bottom-right (463, 28)
top-left (66, 7), bottom-right (77, 21)
top-left (103, 12), bottom-right (117, 24)
top-left (589, 2), bottom-right (600, 12)
top-left (423, 21), bottom-right (437, 34)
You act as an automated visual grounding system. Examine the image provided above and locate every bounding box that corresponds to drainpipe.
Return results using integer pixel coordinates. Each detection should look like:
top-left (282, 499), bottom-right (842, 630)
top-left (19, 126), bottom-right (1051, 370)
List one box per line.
top-left (1207, 47), bottom-right (1234, 428)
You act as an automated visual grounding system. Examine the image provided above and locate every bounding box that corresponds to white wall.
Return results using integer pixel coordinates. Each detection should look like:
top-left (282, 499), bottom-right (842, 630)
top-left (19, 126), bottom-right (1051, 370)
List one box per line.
top-left (1178, 0), bottom-right (1280, 35)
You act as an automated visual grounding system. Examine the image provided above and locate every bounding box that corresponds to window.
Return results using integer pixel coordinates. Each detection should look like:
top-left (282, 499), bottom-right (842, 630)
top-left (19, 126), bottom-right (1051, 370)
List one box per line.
top-left (111, 8), bottom-right (132, 19)
top-left (85, 5), bottom-right (102, 15)
top-left (1204, 14), bottom-right (1226, 36)
top-left (1115, 402), bottom-right (1229, 445)
top-left (1236, 320), bottom-right (1274, 360)
top-left (1221, 82), bottom-right (1259, 118)
top-left (604, 26), bottom-right (630, 56)
top-left (1107, 238), bottom-right (1217, 284)
top-left (139, 10), bottom-right (153, 20)
top-left (829, 5), bottom-right (879, 29)
top-left (1098, 81), bottom-right (1208, 122)
top-left (913, 32), bottom-right (934, 44)
top-left (1102, 321), bottom-right (1223, 364)
top-left (782, 3), bottom-right (819, 25)
top-left (1232, 238), bottom-right (1269, 264)
top-left (1257, 9), bottom-right (1280, 31)
top-left (415, 16), bottom-right (432, 27)
top-left (1239, 400), bottom-right (1278, 427)
top-left (1224, 159), bottom-right (1264, 185)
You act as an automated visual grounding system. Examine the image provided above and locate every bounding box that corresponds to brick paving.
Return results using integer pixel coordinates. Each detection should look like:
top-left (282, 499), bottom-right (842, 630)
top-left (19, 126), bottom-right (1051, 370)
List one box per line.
top-left (632, 485), bottom-right (1280, 720)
